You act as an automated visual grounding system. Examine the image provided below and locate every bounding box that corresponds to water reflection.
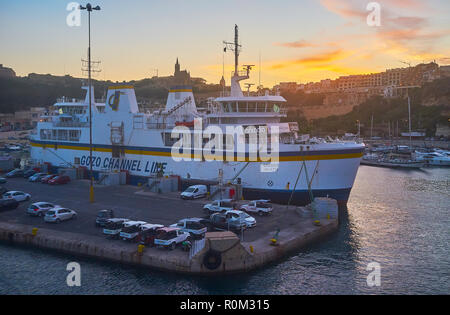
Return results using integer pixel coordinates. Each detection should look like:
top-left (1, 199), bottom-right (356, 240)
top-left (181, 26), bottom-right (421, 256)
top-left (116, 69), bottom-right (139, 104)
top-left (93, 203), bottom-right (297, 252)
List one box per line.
top-left (0, 166), bottom-right (449, 294)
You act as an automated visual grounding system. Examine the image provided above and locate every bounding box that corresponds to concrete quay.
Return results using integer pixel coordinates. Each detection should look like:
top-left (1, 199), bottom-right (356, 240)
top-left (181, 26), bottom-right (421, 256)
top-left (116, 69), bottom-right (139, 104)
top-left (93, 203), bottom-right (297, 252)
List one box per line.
top-left (0, 178), bottom-right (338, 274)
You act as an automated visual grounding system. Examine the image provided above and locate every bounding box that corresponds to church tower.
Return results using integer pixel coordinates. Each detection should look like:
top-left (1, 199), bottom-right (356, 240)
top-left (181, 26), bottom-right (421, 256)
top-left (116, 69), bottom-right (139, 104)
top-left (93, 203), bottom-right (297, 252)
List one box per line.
top-left (174, 58), bottom-right (180, 76)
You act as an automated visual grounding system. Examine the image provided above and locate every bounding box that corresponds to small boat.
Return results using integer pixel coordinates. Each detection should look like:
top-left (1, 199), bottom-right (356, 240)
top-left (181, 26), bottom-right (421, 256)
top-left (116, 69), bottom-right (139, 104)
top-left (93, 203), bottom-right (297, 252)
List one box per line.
top-left (413, 151), bottom-right (450, 166)
top-left (361, 153), bottom-right (424, 169)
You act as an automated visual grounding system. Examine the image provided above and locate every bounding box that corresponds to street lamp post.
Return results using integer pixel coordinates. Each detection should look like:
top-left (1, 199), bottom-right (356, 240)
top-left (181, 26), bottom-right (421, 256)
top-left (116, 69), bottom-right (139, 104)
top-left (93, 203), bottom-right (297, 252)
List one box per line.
top-left (80, 3), bottom-right (100, 203)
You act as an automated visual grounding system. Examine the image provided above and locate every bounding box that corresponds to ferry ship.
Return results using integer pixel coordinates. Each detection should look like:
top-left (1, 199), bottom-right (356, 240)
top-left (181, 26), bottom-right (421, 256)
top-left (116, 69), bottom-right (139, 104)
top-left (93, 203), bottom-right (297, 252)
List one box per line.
top-left (30, 26), bottom-right (364, 206)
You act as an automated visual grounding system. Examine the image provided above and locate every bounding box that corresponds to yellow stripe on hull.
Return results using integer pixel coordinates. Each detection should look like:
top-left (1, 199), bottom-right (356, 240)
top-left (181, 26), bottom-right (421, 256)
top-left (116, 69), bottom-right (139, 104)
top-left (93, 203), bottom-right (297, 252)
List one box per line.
top-left (31, 142), bottom-right (363, 162)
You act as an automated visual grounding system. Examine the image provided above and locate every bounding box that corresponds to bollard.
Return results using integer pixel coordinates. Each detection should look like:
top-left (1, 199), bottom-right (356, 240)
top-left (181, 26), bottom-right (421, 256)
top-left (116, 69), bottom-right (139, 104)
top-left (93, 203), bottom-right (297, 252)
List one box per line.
top-left (249, 245), bottom-right (254, 253)
top-left (137, 244), bottom-right (145, 255)
top-left (327, 213), bottom-right (330, 220)
top-left (32, 228), bottom-right (38, 236)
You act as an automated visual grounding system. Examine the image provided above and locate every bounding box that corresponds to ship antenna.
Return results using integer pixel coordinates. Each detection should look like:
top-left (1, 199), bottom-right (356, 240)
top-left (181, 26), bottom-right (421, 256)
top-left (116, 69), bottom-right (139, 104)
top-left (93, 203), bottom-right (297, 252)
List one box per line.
top-left (223, 24), bottom-right (242, 76)
top-left (259, 50), bottom-right (262, 92)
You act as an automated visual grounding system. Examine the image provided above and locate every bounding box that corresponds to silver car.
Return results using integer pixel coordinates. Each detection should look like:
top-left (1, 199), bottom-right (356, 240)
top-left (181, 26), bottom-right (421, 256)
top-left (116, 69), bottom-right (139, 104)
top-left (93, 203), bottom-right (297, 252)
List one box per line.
top-left (27, 202), bottom-right (57, 217)
top-left (3, 191), bottom-right (31, 202)
top-left (44, 207), bottom-right (77, 223)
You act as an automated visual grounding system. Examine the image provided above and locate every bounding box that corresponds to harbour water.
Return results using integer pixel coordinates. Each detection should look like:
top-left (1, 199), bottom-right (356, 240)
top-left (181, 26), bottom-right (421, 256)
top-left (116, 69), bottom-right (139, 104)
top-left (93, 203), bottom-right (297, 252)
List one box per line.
top-left (0, 166), bottom-right (448, 294)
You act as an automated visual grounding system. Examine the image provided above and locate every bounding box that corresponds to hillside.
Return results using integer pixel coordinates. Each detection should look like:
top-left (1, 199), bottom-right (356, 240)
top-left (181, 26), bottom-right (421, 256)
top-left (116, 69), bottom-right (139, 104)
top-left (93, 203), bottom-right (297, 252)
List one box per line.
top-left (0, 73), bottom-right (222, 113)
top-left (284, 77), bottom-right (450, 137)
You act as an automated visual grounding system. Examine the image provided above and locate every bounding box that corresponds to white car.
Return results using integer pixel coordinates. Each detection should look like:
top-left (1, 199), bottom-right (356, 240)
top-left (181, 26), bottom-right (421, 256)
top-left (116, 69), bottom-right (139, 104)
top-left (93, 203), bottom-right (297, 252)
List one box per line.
top-left (119, 221), bottom-right (147, 241)
top-left (203, 199), bottom-right (236, 214)
top-left (44, 207), bottom-right (77, 223)
top-left (103, 218), bottom-right (130, 238)
top-left (27, 202), bottom-right (58, 217)
top-left (170, 218), bottom-right (208, 239)
top-left (154, 227), bottom-right (190, 250)
top-left (225, 210), bottom-right (256, 228)
top-left (181, 185), bottom-right (207, 199)
top-left (3, 191), bottom-right (31, 202)
top-left (240, 200), bottom-right (273, 216)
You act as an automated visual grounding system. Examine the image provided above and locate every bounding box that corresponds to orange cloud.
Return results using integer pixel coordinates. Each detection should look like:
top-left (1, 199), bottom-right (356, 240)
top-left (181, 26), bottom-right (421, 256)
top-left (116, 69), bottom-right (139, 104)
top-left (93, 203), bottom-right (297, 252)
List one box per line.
top-left (274, 40), bottom-right (317, 49)
top-left (271, 49), bottom-right (351, 70)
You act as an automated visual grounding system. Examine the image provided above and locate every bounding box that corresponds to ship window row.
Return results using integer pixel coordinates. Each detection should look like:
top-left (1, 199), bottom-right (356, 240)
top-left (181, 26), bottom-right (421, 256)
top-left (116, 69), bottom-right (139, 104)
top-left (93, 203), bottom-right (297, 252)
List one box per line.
top-left (56, 106), bottom-right (86, 115)
top-left (40, 129), bottom-right (81, 141)
top-left (220, 102), bottom-right (282, 113)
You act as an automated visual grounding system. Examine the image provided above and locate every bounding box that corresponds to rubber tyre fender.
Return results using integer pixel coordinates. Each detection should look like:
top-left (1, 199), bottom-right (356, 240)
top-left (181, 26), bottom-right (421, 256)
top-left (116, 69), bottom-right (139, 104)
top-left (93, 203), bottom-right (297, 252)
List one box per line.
top-left (203, 250), bottom-right (222, 270)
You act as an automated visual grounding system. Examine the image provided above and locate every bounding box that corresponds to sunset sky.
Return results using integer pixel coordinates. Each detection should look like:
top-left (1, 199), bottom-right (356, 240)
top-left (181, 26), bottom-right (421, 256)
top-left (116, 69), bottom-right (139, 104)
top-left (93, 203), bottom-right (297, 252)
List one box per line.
top-left (1, 0), bottom-right (449, 88)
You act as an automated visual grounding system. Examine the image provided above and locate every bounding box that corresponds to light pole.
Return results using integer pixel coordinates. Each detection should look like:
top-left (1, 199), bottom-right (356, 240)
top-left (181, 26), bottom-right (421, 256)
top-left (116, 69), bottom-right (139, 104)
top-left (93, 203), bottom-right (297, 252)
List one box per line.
top-left (80, 3), bottom-right (101, 203)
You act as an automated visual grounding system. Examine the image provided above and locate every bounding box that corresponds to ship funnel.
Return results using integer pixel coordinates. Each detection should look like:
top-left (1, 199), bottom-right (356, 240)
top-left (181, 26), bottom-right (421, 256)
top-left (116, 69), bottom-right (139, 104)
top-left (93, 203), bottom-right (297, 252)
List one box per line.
top-left (105, 85), bottom-right (139, 114)
top-left (165, 86), bottom-right (198, 116)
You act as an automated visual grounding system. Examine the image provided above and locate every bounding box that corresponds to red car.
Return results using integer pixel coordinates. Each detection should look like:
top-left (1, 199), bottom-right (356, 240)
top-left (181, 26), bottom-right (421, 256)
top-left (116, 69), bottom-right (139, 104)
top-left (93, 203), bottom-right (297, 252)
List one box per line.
top-left (48, 175), bottom-right (71, 185)
top-left (41, 174), bottom-right (57, 184)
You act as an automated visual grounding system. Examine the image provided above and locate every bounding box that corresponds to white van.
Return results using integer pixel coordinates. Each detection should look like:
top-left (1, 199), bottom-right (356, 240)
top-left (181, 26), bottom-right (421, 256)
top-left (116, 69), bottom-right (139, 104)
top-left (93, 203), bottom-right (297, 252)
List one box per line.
top-left (181, 185), bottom-right (207, 200)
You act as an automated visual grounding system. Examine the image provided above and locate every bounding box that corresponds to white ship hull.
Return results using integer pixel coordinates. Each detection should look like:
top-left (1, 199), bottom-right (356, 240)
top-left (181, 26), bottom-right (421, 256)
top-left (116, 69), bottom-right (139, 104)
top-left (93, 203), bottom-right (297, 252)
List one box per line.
top-left (30, 138), bottom-right (363, 205)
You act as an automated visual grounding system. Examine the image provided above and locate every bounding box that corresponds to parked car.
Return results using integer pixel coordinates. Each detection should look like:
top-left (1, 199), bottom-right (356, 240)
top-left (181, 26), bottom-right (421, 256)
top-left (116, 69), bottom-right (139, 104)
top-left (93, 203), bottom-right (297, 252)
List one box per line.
top-left (240, 200), bottom-right (273, 216)
top-left (95, 209), bottom-right (115, 227)
top-left (41, 174), bottom-right (57, 184)
top-left (119, 221), bottom-right (147, 241)
top-left (0, 186), bottom-right (8, 195)
top-left (0, 198), bottom-right (19, 211)
top-left (5, 169), bottom-right (24, 178)
top-left (154, 227), bottom-right (190, 250)
top-left (203, 199), bottom-right (237, 214)
top-left (209, 212), bottom-right (247, 232)
top-left (136, 224), bottom-right (164, 246)
top-left (224, 210), bottom-right (256, 228)
top-left (3, 191), bottom-right (31, 202)
top-left (170, 218), bottom-right (208, 239)
top-left (28, 173), bottom-right (48, 182)
top-left (180, 185), bottom-right (207, 200)
top-left (27, 202), bottom-right (57, 217)
top-left (44, 207), bottom-right (77, 223)
top-left (48, 175), bottom-right (71, 185)
top-left (23, 169), bottom-right (36, 178)
top-left (103, 218), bottom-right (129, 239)
top-left (0, 177), bottom-right (7, 184)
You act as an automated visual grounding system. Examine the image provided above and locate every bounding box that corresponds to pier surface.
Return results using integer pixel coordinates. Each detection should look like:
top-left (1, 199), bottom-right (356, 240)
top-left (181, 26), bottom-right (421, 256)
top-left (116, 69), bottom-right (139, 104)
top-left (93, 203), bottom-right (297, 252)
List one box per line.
top-left (0, 178), bottom-right (338, 274)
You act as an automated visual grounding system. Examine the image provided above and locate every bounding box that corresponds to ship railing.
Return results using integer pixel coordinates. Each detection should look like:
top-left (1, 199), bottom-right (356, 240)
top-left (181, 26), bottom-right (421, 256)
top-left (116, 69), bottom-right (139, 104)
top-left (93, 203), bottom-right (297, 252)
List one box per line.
top-left (145, 122), bottom-right (175, 130)
top-left (56, 97), bottom-right (85, 103)
top-left (54, 121), bottom-right (88, 128)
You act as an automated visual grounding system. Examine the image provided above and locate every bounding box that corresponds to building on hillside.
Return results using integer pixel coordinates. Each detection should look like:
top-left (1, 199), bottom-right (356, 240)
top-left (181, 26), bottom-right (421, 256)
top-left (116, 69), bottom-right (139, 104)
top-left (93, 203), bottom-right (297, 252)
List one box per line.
top-left (440, 65), bottom-right (450, 78)
top-left (0, 64), bottom-right (16, 78)
top-left (174, 58), bottom-right (191, 85)
top-left (0, 107), bottom-right (47, 131)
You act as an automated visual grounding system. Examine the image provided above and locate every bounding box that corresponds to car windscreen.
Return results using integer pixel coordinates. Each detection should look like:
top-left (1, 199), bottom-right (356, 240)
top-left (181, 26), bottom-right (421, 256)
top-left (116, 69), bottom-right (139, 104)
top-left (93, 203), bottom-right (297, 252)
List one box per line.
top-left (47, 211), bottom-right (55, 215)
top-left (184, 188), bottom-right (195, 192)
top-left (105, 222), bottom-right (122, 229)
top-left (121, 225), bottom-right (140, 233)
top-left (186, 222), bottom-right (205, 230)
